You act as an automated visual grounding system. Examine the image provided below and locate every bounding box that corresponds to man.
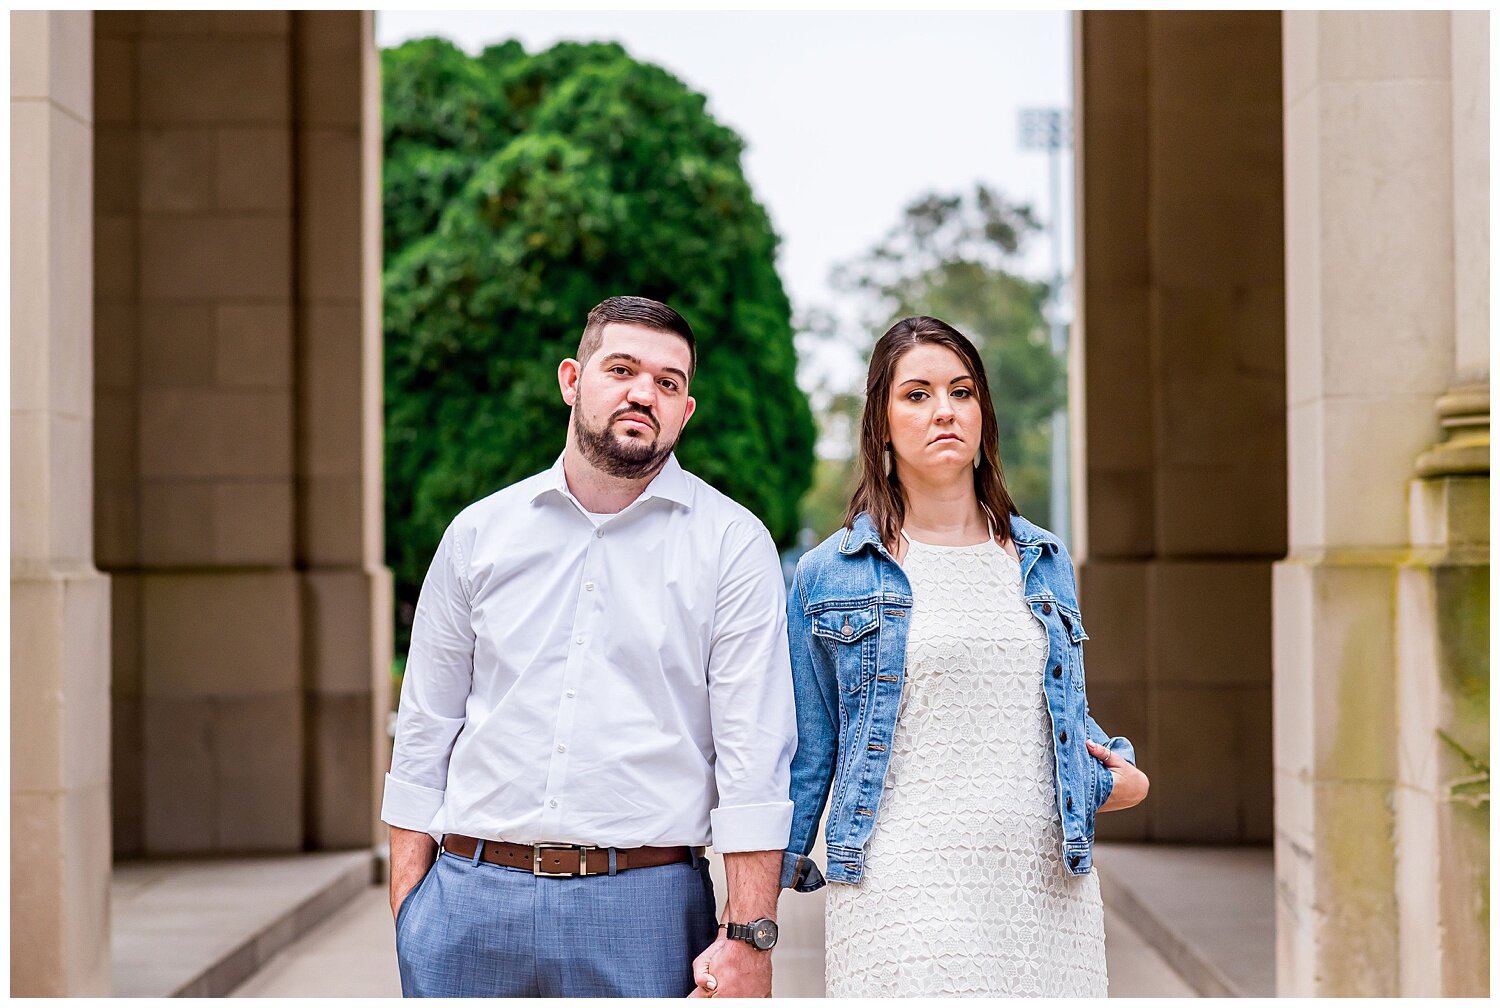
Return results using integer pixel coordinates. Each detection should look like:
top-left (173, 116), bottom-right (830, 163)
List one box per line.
top-left (383, 296), bottom-right (794, 998)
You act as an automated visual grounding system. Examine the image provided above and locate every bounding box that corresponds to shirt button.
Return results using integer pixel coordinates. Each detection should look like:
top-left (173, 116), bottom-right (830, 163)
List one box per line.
top-left (565, 689), bottom-right (576, 698)
top-left (549, 798), bottom-right (559, 808)
top-left (575, 635), bottom-right (584, 644)
top-left (584, 582), bottom-right (595, 591)
top-left (556, 744), bottom-right (567, 753)
top-left (594, 529), bottom-right (603, 539)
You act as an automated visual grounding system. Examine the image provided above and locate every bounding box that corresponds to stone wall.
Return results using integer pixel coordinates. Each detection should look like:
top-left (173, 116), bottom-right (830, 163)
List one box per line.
top-left (1073, 11), bottom-right (1285, 845)
top-left (1274, 10), bottom-right (1488, 996)
top-left (92, 11), bottom-right (390, 859)
top-left (12, 10), bottom-right (114, 996)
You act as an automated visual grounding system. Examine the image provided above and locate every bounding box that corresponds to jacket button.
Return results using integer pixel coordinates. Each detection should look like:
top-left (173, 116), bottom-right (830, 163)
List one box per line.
top-left (1052, 664), bottom-right (1062, 678)
top-left (1059, 731), bottom-right (1068, 743)
top-left (1069, 855), bottom-right (1081, 868)
top-left (1066, 796), bottom-right (1073, 811)
top-left (1041, 602), bottom-right (1053, 614)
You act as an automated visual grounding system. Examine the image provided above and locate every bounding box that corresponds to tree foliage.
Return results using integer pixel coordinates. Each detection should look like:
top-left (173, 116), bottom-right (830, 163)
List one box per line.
top-left (802, 185), bottom-right (1063, 536)
top-left (382, 38), bottom-right (815, 630)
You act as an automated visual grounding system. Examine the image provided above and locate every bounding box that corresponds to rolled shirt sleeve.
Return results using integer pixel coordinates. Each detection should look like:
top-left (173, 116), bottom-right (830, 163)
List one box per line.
top-left (704, 522), bottom-right (797, 853)
top-left (381, 522), bottom-right (476, 836)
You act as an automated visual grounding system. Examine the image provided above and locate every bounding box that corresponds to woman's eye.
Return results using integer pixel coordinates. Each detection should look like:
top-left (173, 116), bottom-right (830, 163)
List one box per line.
top-left (906, 390), bottom-right (928, 402)
top-left (953, 387), bottom-right (972, 398)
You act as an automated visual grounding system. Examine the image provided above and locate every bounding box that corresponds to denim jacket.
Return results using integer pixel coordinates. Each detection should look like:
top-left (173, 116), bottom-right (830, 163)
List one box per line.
top-left (779, 511), bottom-right (1136, 892)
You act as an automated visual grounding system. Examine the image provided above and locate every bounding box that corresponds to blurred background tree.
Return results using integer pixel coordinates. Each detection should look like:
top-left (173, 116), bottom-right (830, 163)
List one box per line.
top-left (382, 38), bottom-right (815, 647)
top-left (799, 184), bottom-right (1063, 538)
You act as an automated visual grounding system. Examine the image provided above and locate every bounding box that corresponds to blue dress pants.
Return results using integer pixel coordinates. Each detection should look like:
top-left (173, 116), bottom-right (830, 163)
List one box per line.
top-left (395, 848), bottom-right (719, 997)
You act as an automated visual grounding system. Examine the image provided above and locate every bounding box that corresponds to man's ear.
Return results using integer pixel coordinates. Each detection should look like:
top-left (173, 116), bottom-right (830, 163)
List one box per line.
top-left (681, 395), bottom-right (696, 429)
top-left (558, 358), bottom-right (581, 406)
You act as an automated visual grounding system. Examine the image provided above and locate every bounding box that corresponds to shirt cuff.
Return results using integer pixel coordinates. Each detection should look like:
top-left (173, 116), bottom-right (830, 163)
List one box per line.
top-left (381, 773), bottom-right (446, 836)
top-left (709, 799), bottom-right (794, 854)
top-left (779, 849), bottom-right (827, 892)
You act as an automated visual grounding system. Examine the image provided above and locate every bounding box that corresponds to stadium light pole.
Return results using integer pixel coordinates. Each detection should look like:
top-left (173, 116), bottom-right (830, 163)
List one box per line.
top-left (1018, 107), bottom-right (1071, 547)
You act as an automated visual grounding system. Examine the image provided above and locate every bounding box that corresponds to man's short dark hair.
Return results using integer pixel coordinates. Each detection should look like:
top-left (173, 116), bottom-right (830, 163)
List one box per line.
top-left (577, 296), bottom-right (697, 378)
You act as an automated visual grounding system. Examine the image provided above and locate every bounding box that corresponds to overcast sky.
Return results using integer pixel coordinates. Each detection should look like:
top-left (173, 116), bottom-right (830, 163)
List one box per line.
top-left (376, 11), bottom-right (1074, 390)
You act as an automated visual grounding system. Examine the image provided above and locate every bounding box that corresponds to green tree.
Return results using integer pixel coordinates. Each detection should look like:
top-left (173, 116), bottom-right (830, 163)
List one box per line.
top-left (383, 38), bottom-right (815, 639)
top-left (804, 185), bottom-right (1062, 536)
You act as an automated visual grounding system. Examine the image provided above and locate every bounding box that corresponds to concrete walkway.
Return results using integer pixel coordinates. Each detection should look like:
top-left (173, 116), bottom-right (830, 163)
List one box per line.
top-left (1096, 843), bottom-right (1275, 997)
top-left (112, 842), bottom-right (1267, 997)
top-left (112, 850), bottom-right (375, 997)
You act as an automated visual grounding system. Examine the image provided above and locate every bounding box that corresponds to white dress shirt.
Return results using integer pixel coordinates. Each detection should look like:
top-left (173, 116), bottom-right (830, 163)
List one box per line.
top-left (381, 453), bottom-right (796, 853)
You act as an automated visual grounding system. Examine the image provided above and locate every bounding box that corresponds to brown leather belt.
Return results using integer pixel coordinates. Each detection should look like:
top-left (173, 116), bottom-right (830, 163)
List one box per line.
top-left (441, 834), bottom-right (703, 877)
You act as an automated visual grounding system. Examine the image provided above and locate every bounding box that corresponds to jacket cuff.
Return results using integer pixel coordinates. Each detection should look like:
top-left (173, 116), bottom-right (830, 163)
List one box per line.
top-left (709, 800), bottom-right (793, 853)
top-left (1107, 735), bottom-right (1137, 766)
top-left (779, 849), bottom-right (826, 892)
top-left (381, 773), bottom-right (445, 836)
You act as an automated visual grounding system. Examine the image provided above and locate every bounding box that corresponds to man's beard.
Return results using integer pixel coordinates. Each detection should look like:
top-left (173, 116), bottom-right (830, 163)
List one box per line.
top-left (573, 406), bottom-right (677, 480)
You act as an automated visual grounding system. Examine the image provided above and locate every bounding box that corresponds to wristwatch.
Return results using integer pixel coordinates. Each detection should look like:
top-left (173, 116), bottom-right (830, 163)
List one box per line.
top-left (723, 917), bottom-right (778, 951)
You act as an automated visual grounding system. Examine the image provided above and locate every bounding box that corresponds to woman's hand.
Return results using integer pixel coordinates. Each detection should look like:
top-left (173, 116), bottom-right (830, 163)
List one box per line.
top-left (1086, 739), bottom-right (1149, 812)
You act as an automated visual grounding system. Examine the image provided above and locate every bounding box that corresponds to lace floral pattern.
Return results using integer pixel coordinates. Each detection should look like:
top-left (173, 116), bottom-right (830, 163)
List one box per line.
top-left (824, 536), bottom-right (1107, 997)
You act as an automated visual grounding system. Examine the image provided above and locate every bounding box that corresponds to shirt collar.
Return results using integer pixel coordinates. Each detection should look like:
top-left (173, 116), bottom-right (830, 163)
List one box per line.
top-left (530, 452), bottom-right (694, 510)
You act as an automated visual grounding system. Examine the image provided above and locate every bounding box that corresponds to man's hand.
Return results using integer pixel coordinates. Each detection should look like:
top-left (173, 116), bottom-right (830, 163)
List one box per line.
top-left (389, 825), bottom-right (438, 920)
top-left (687, 849), bottom-right (779, 997)
top-left (1087, 739), bottom-right (1149, 812)
top-left (689, 930), bottom-right (771, 998)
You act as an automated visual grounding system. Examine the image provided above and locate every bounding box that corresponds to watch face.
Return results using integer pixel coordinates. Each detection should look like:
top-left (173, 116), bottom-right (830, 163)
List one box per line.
top-left (751, 918), bottom-right (778, 951)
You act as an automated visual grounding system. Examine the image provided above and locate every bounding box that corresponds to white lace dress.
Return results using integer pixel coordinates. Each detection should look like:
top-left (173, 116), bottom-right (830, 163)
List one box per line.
top-left (823, 534), bottom-right (1108, 997)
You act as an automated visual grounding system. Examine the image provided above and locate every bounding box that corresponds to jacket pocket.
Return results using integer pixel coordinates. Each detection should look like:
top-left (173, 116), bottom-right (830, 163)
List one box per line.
top-left (810, 605), bottom-right (879, 692)
top-left (1057, 605), bottom-right (1089, 690)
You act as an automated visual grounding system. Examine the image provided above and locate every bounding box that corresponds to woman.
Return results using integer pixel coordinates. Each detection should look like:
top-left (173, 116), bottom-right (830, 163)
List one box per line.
top-left (780, 316), bottom-right (1148, 997)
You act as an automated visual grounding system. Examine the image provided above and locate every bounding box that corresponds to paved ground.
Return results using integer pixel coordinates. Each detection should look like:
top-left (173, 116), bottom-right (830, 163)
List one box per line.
top-left (230, 874), bottom-right (1196, 997)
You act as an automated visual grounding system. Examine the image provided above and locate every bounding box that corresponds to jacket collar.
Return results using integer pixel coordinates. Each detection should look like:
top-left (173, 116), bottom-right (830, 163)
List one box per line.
top-left (837, 511), bottom-right (888, 556)
top-left (1006, 513), bottom-right (1057, 549)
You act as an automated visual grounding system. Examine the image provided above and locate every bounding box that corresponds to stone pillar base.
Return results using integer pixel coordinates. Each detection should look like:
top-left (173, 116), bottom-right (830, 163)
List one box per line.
top-left (1272, 553), bottom-right (1400, 996)
top-left (1395, 474), bottom-right (1488, 996)
top-left (11, 567), bottom-right (113, 996)
top-left (302, 564), bottom-right (392, 849)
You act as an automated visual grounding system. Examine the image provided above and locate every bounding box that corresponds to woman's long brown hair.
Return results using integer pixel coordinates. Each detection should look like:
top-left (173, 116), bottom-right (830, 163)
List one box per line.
top-left (845, 316), bottom-right (1020, 550)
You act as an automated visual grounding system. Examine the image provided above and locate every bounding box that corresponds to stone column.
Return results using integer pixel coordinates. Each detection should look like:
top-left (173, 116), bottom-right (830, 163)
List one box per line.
top-left (122, 11), bottom-right (304, 854)
top-left (1391, 11), bottom-right (1489, 997)
top-left (1275, 10), bottom-right (1486, 996)
top-left (293, 11), bottom-right (393, 849)
top-left (93, 11), bottom-right (389, 855)
top-left (1074, 11), bottom-right (1284, 845)
top-left (11, 10), bottom-right (113, 995)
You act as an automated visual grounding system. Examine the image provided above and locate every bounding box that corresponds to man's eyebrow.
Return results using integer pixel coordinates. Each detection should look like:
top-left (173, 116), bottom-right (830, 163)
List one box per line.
top-left (598, 352), bottom-right (688, 384)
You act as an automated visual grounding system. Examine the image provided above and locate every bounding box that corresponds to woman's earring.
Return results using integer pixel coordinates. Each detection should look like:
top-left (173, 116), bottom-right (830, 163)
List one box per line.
top-left (883, 445), bottom-right (894, 478)
top-left (973, 449), bottom-right (983, 471)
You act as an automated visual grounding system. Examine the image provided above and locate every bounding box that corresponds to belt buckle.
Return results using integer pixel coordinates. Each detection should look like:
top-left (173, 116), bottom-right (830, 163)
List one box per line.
top-left (533, 842), bottom-right (593, 877)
